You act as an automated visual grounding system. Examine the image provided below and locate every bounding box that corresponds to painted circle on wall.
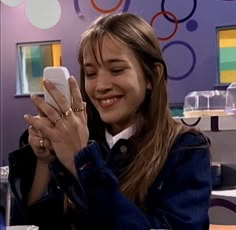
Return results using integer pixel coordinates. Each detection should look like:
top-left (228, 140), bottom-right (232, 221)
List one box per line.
top-left (150, 11), bottom-right (178, 41)
top-left (122, 0), bottom-right (130, 12)
top-left (186, 19), bottom-right (198, 32)
top-left (161, 0), bottom-right (197, 23)
top-left (1, 0), bottom-right (24, 7)
top-left (74, 0), bottom-right (130, 16)
top-left (90, 0), bottom-right (123, 13)
top-left (162, 41), bottom-right (196, 80)
top-left (25, 0), bottom-right (61, 29)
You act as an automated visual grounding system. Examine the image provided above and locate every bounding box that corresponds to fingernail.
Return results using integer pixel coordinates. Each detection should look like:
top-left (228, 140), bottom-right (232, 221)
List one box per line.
top-left (44, 79), bottom-right (50, 84)
top-left (69, 76), bottom-right (74, 82)
top-left (24, 114), bottom-right (31, 119)
top-left (30, 94), bottom-right (38, 100)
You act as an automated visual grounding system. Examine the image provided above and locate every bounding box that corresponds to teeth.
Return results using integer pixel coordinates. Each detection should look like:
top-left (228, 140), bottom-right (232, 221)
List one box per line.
top-left (100, 97), bottom-right (118, 106)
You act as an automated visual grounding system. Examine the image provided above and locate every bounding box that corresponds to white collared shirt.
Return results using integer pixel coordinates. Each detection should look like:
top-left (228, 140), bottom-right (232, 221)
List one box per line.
top-left (105, 126), bottom-right (135, 149)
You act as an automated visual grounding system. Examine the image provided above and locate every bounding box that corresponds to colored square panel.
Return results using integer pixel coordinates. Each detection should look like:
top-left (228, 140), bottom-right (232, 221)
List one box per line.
top-left (17, 41), bottom-right (62, 95)
top-left (220, 48), bottom-right (236, 63)
top-left (217, 27), bottom-right (236, 84)
top-left (220, 70), bottom-right (236, 83)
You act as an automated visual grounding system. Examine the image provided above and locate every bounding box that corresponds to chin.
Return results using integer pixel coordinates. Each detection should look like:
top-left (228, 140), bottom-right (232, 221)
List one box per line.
top-left (99, 113), bottom-right (122, 125)
top-left (100, 116), bottom-right (119, 125)
top-left (100, 112), bottom-right (132, 132)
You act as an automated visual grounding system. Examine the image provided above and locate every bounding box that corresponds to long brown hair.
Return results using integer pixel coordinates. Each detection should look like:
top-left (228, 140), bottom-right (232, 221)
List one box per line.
top-left (78, 13), bottom-right (189, 207)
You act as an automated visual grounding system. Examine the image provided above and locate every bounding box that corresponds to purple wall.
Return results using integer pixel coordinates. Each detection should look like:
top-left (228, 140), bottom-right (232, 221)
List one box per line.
top-left (1, 0), bottom-right (236, 164)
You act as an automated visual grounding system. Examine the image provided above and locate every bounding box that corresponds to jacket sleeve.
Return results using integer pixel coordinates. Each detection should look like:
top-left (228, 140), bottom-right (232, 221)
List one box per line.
top-left (145, 133), bottom-right (212, 230)
top-left (8, 145), bottom-right (68, 229)
top-left (51, 133), bottom-right (211, 230)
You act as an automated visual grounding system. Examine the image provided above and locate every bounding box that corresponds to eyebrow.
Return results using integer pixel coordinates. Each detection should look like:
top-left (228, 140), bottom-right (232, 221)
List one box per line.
top-left (83, 58), bottom-right (128, 67)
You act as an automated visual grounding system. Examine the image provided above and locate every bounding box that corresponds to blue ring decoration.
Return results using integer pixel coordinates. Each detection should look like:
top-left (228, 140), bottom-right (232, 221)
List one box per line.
top-left (74, 0), bottom-right (130, 16)
top-left (74, 0), bottom-right (79, 14)
top-left (180, 117), bottom-right (201, 127)
top-left (161, 0), bottom-right (197, 23)
top-left (162, 41), bottom-right (196, 80)
top-left (74, 0), bottom-right (83, 16)
top-left (210, 198), bottom-right (236, 213)
top-left (123, 0), bottom-right (130, 12)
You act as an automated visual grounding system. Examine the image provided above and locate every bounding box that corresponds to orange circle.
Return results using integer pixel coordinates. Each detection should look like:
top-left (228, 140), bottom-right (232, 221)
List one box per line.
top-left (90, 0), bottom-right (124, 14)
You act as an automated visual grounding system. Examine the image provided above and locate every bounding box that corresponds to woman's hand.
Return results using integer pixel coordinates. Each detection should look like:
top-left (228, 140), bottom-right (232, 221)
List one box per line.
top-left (24, 76), bottom-right (89, 175)
top-left (27, 116), bottom-right (55, 206)
top-left (28, 116), bottom-right (55, 164)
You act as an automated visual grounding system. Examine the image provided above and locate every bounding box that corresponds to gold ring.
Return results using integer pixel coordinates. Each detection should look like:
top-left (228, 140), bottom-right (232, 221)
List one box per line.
top-left (54, 116), bottom-right (62, 124)
top-left (64, 108), bottom-right (73, 117)
top-left (39, 139), bottom-right (44, 148)
top-left (74, 107), bottom-right (85, 112)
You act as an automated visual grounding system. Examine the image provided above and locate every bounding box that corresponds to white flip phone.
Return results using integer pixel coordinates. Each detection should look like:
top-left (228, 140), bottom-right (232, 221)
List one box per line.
top-left (43, 66), bottom-right (72, 111)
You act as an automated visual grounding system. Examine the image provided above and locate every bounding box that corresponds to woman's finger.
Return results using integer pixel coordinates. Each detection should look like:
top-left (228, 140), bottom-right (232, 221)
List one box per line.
top-left (29, 135), bottom-right (51, 150)
top-left (36, 105), bottom-right (46, 117)
top-left (43, 79), bottom-right (71, 114)
top-left (82, 102), bottom-right (87, 121)
top-left (24, 114), bottom-right (54, 138)
top-left (30, 95), bottom-right (64, 126)
top-left (69, 76), bottom-right (85, 113)
top-left (38, 138), bottom-right (52, 150)
top-left (28, 125), bottom-right (42, 137)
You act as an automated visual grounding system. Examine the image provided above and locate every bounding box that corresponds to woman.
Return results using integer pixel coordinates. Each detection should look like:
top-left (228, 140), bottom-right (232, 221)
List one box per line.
top-left (8, 13), bottom-right (212, 229)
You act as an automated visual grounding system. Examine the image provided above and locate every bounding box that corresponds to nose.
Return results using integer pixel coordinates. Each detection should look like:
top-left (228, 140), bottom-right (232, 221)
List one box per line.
top-left (95, 71), bottom-right (112, 94)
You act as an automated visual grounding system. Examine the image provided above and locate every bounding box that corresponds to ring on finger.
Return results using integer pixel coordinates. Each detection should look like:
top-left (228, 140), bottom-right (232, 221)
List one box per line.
top-left (74, 106), bottom-right (85, 112)
top-left (64, 108), bottom-right (73, 117)
top-left (54, 116), bottom-right (62, 124)
top-left (39, 139), bottom-right (44, 148)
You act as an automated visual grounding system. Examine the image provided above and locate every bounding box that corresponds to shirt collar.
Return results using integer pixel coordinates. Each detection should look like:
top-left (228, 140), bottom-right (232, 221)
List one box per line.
top-left (105, 126), bottom-right (135, 149)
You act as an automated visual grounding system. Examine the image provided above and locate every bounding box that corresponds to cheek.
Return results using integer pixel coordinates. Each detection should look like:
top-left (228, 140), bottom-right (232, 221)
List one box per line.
top-left (130, 81), bottom-right (147, 99)
top-left (136, 90), bottom-right (146, 106)
top-left (85, 80), bottom-right (93, 97)
top-left (130, 84), bottom-right (147, 108)
top-left (85, 80), bottom-right (96, 105)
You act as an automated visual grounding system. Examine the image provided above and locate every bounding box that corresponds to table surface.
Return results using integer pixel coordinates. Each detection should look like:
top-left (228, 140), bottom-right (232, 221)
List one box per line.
top-left (210, 225), bottom-right (236, 230)
top-left (212, 189), bottom-right (236, 197)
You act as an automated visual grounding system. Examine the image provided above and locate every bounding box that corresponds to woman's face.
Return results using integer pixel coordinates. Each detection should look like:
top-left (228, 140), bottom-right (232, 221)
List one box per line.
top-left (83, 35), bottom-right (150, 135)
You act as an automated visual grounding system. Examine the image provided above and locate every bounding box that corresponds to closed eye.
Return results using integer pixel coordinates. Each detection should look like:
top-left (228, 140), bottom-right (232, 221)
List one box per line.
top-left (111, 68), bottom-right (126, 76)
top-left (84, 72), bottom-right (96, 78)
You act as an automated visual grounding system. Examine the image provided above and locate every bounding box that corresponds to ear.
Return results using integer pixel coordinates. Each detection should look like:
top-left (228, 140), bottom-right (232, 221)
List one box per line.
top-left (155, 62), bottom-right (164, 80)
top-left (146, 80), bottom-right (152, 90)
top-left (146, 62), bottom-right (165, 90)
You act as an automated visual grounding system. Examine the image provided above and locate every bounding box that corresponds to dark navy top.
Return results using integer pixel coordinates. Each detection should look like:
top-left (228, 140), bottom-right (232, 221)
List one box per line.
top-left (8, 131), bottom-right (212, 230)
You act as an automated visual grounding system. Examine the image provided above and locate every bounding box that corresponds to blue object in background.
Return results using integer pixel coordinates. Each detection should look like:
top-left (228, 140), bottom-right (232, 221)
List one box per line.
top-left (0, 205), bottom-right (5, 230)
top-left (170, 104), bottom-right (184, 117)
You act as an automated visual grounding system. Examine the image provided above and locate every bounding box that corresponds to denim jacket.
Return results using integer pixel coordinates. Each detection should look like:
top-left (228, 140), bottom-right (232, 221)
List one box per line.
top-left (8, 131), bottom-right (212, 230)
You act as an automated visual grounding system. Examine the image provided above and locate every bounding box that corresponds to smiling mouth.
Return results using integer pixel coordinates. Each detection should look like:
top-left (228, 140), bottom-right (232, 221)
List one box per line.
top-left (97, 97), bottom-right (121, 108)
